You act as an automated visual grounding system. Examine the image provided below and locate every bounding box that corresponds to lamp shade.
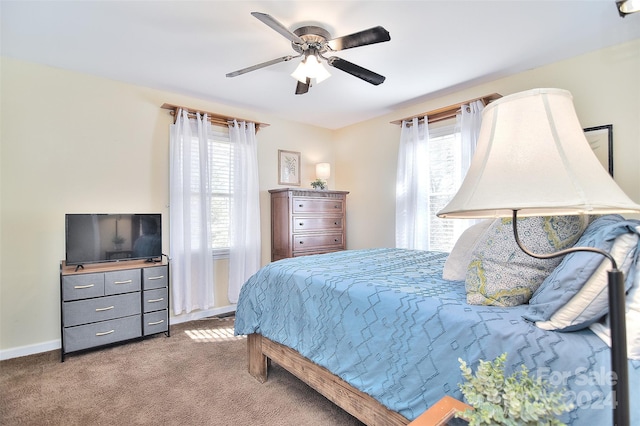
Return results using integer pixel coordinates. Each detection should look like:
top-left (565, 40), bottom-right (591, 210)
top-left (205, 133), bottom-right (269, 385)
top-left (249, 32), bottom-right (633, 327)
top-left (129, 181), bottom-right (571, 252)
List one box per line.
top-left (291, 55), bottom-right (331, 84)
top-left (291, 60), bottom-right (310, 84)
top-left (316, 162), bottom-right (331, 180)
top-left (437, 88), bottom-right (640, 219)
top-left (618, 0), bottom-right (640, 15)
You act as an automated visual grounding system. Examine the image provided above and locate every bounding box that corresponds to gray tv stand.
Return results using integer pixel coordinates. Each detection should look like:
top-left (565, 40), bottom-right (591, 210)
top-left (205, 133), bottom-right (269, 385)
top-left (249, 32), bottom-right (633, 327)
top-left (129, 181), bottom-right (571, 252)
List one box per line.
top-left (59, 259), bottom-right (170, 361)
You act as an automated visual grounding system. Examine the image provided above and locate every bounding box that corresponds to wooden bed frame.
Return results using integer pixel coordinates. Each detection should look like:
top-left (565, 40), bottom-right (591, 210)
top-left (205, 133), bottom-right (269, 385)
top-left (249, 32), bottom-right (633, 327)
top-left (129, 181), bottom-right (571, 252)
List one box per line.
top-left (247, 333), bottom-right (410, 426)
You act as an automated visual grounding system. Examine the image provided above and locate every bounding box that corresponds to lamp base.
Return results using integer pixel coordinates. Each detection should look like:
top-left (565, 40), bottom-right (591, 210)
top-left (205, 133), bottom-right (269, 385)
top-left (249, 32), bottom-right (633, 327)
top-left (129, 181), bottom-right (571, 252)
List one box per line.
top-left (608, 269), bottom-right (629, 426)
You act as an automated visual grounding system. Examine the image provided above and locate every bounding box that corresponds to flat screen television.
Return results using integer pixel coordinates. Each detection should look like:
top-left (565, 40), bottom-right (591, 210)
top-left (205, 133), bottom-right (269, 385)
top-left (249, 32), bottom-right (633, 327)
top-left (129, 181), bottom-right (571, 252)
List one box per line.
top-left (65, 214), bottom-right (162, 265)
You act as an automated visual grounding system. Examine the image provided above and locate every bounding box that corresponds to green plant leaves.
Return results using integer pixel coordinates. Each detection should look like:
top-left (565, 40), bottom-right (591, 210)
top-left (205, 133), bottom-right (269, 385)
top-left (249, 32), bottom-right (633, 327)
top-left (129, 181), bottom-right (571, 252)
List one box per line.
top-left (457, 353), bottom-right (573, 426)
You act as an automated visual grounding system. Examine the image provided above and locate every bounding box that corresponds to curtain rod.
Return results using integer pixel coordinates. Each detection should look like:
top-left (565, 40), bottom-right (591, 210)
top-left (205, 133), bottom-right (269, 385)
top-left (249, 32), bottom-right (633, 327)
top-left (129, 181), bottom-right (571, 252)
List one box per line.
top-left (390, 93), bottom-right (502, 126)
top-left (160, 103), bottom-right (270, 131)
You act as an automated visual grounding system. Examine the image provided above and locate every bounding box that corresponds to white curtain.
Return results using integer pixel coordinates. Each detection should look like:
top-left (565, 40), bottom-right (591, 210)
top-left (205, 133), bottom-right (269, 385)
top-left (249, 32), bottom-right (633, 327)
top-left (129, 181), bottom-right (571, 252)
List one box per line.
top-left (458, 100), bottom-right (485, 177)
top-left (169, 109), bottom-right (215, 315)
top-left (228, 120), bottom-right (261, 303)
top-left (396, 116), bottom-right (430, 250)
top-left (452, 100), bottom-right (486, 239)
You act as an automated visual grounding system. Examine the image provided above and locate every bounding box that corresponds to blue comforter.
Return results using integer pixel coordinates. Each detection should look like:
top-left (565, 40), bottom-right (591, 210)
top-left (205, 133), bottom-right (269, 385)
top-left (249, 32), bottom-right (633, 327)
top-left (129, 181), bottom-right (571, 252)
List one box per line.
top-left (234, 248), bottom-right (639, 425)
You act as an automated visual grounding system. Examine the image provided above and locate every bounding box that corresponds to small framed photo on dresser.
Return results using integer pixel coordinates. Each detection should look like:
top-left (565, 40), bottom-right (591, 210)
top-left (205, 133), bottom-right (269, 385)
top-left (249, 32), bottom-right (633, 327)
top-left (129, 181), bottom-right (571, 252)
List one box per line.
top-left (278, 150), bottom-right (301, 186)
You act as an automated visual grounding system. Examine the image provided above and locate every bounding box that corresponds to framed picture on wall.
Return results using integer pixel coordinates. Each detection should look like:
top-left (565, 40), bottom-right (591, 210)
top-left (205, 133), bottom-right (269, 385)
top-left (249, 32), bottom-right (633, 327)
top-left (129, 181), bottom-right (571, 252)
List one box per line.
top-left (278, 150), bottom-right (301, 186)
top-left (584, 124), bottom-right (613, 177)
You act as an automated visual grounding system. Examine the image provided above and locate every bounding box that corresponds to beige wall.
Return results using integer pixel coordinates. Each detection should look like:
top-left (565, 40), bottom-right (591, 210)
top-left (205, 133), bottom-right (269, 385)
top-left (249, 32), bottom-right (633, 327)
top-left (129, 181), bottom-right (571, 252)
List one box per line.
top-left (336, 39), bottom-right (640, 249)
top-left (254, 120), bottom-right (334, 265)
top-left (2, 38), bottom-right (639, 358)
top-left (0, 57), bottom-right (333, 357)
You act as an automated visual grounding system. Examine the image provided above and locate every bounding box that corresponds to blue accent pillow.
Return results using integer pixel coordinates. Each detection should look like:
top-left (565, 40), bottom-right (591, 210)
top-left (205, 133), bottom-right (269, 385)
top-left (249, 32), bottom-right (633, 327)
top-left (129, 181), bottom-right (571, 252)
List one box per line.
top-left (524, 215), bottom-right (640, 331)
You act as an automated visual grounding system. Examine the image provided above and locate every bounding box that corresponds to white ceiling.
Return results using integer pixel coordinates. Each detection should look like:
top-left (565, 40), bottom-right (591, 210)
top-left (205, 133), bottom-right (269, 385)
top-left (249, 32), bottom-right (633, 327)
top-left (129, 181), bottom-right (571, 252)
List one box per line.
top-left (2, 1), bottom-right (639, 130)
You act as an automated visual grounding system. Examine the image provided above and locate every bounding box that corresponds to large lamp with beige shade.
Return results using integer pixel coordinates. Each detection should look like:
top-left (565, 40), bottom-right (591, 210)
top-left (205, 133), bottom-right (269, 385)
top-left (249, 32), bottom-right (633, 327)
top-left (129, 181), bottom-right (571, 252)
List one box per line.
top-left (437, 88), bottom-right (640, 426)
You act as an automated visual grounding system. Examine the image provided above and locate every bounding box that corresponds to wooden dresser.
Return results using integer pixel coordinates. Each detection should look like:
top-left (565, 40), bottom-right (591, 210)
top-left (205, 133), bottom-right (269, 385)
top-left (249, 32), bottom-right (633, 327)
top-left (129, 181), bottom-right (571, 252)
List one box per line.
top-left (269, 188), bottom-right (349, 261)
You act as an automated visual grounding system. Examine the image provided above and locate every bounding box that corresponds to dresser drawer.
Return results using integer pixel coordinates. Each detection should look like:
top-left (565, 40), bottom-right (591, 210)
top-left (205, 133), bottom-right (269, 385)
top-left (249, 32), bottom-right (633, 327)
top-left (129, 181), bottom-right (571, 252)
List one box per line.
top-left (63, 315), bottom-right (141, 353)
top-left (293, 216), bottom-right (343, 233)
top-left (292, 197), bottom-right (344, 214)
top-left (63, 292), bottom-right (141, 327)
top-left (143, 288), bottom-right (168, 313)
top-left (62, 273), bottom-right (105, 301)
top-left (143, 266), bottom-right (168, 290)
top-left (293, 233), bottom-right (344, 251)
top-left (105, 269), bottom-right (141, 295)
top-left (143, 310), bottom-right (169, 335)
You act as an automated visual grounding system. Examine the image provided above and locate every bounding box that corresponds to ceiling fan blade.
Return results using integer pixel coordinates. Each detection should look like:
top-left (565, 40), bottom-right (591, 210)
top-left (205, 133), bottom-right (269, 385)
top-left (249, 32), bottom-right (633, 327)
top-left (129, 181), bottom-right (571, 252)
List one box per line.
top-left (226, 55), bottom-right (295, 78)
top-left (327, 57), bottom-right (386, 85)
top-left (327, 26), bottom-right (390, 51)
top-left (251, 12), bottom-right (304, 44)
top-left (295, 78), bottom-right (310, 95)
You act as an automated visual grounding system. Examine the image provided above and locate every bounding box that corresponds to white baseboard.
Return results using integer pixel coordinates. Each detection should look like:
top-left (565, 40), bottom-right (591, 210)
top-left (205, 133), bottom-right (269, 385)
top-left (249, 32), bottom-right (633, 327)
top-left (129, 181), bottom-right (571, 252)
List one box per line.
top-left (0, 305), bottom-right (237, 361)
top-left (0, 339), bottom-right (61, 361)
top-left (169, 305), bottom-right (236, 325)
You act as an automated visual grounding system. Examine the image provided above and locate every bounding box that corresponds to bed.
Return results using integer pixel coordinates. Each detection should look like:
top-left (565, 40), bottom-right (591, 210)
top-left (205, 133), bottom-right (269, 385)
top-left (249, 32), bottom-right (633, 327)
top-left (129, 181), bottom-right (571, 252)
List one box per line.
top-left (234, 215), bottom-right (640, 425)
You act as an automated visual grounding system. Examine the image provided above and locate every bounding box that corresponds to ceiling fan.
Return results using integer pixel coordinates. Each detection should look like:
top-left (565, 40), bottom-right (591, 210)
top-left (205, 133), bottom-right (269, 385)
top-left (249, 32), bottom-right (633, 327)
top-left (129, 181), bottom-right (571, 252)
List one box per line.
top-left (226, 12), bottom-right (391, 95)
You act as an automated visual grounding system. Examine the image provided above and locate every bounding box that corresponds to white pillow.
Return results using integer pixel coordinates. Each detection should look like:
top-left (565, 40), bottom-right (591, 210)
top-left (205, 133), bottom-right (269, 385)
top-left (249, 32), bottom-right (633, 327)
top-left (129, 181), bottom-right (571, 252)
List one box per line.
top-left (536, 232), bottom-right (638, 331)
top-left (442, 220), bottom-right (492, 281)
top-left (590, 226), bottom-right (640, 360)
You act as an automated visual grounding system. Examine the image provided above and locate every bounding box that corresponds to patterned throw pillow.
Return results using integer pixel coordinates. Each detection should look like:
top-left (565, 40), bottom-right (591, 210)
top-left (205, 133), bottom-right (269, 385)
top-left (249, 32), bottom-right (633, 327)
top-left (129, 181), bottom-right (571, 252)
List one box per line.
top-left (465, 215), bottom-right (590, 307)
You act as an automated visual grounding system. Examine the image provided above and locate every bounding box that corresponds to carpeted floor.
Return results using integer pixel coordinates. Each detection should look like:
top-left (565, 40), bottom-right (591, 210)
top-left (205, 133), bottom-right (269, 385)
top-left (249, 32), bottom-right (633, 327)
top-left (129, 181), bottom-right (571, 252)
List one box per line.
top-left (0, 317), bottom-right (363, 425)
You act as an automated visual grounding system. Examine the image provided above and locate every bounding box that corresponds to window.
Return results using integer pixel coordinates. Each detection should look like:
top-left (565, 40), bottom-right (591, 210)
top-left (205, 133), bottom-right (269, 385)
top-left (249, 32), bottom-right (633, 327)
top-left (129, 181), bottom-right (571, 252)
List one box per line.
top-left (189, 124), bottom-right (234, 258)
top-left (427, 119), bottom-right (466, 252)
top-left (209, 125), bottom-right (233, 256)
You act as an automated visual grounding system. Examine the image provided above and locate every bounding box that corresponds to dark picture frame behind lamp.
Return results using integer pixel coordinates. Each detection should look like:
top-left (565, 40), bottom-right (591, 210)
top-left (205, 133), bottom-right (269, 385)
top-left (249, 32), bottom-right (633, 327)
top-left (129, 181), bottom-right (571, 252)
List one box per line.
top-left (278, 149), bottom-right (301, 186)
top-left (584, 124), bottom-right (613, 177)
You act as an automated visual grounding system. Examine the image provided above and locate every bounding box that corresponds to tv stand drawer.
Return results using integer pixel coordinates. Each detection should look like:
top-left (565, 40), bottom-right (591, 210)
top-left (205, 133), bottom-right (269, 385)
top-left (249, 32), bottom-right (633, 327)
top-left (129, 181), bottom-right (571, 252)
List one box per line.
top-left (143, 265), bottom-right (168, 290)
top-left (63, 292), bottom-right (141, 327)
top-left (62, 273), bottom-right (105, 301)
top-left (105, 269), bottom-right (141, 295)
top-left (144, 310), bottom-right (169, 335)
top-left (63, 315), bottom-right (141, 353)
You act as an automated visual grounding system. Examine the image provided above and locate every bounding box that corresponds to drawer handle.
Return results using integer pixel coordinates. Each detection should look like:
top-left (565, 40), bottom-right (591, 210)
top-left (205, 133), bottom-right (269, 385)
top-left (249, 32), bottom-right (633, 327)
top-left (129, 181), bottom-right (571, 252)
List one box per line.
top-left (148, 320), bottom-right (165, 326)
top-left (74, 284), bottom-right (95, 289)
top-left (96, 330), bottom-right (115, 336)
top-left (334, 205), bottom-right (340, 209)
top-left (299, 222), bottom-right (304, 226)
top-left (334, 222), bottom-right (339, 225)
top-left (148, 276), bottom-right (165, 280)
top-left (148, 298), bottom-right (164, 303)
top-left (299, 241), bottom-right (304, 244)
top-left (298, 204), bottom-right (304, 208)
top-left (114, 279), bottom-right (132, 285)
top-left (95, 306), bottom-right (115, 312)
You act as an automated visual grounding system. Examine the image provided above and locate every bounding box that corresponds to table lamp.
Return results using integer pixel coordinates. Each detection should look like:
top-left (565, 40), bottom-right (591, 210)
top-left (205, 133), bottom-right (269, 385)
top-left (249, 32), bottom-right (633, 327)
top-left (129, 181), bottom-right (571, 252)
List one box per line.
top-left (437, 88), bottom-right (640, 426)
top-left (314, 162), bottom-right (331, 189)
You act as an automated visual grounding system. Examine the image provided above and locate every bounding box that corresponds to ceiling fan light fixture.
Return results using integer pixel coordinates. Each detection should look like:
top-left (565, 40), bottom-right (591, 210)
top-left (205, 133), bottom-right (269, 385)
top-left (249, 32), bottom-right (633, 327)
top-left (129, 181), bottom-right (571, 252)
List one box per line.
top-left (291, 54), bottom-right (331, 84)
top-left (228, 13), bottom-right (390, 94)
top-left (617, 0), bottom-right (640, 16)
